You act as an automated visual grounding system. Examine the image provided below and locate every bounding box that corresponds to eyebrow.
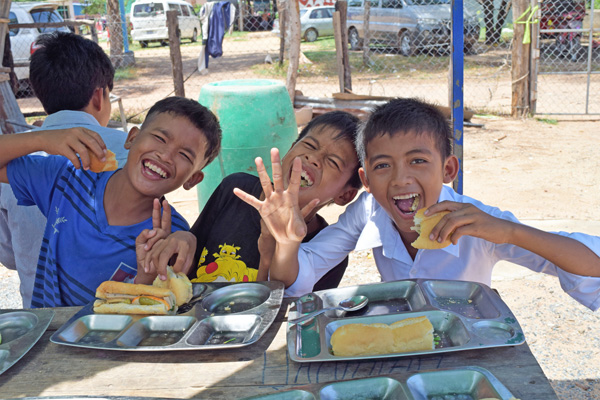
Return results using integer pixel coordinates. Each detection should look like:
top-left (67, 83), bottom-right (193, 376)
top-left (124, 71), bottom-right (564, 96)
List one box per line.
top-left (157, 128), bottom-right (197, 159)
top-left (305, 136), bottom-right (347, 168)
top-left (367, 147), bottom-right (433, 164)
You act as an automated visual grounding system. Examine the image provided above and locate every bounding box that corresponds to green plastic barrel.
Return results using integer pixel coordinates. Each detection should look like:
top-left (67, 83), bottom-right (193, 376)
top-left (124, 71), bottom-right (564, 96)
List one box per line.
top-left (196, 79), bottom-right (298, 211)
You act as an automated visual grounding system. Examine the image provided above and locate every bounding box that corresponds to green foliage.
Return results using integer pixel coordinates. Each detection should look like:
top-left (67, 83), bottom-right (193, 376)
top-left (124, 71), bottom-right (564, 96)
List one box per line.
top-left (536, 118), bottom-right (559, 125)
top-left (114, 66), bottom-right (137, 80)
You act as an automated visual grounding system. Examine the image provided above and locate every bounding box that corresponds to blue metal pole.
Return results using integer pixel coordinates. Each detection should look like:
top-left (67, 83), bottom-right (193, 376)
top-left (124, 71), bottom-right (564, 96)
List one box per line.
top-left (451, 0), bottom-right (464, 195)
top-left (118, 0), bottom-right (130, 52)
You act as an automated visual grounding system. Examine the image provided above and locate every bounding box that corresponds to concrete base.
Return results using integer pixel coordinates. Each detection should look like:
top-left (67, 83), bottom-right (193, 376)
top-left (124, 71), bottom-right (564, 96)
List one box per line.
top-left (110, 51), bottom-right (136, 69)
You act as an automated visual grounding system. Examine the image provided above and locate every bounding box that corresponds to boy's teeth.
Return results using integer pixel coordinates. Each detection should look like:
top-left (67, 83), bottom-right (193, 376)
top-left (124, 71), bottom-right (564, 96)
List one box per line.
top-left (392, 194), bottom-right (420, 214)
top-left (300, 170), bottom-right (313, 188)
top-left (144, 162), bottom-right (167, 178)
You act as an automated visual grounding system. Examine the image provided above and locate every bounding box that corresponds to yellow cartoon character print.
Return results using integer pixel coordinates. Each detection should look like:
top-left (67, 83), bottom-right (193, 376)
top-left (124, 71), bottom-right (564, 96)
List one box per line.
top-left (192, 243), bottom-right (258, 283)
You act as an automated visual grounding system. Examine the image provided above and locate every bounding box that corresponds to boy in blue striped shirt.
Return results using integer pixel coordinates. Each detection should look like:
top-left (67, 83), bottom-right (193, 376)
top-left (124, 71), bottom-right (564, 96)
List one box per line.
top-left (0, 97), bottom-right (222, 307)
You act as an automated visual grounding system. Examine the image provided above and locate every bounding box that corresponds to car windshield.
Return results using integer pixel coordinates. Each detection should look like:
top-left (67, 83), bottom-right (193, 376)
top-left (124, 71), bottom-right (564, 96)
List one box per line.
top-left (133, 3), bottom-right (165, 17)
top-left (300, 9), bottom-right (308, 17)
top-left (406, 0), bottom-right (450, 5)
top-left (30, 9), bottom-right (67, 33)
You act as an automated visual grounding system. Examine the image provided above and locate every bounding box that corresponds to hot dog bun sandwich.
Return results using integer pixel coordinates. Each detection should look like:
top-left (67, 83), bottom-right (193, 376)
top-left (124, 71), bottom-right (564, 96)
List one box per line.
top-left (89, 149), bottom-right (118, 173)
top-left (331, 316), bottom-right (434, 357)
top-left (153, 266), bottom-right (193, 306)
top-left (410, 209), bottom-right (452, 249)
top-left (93, 281), bottom-right (177, 315)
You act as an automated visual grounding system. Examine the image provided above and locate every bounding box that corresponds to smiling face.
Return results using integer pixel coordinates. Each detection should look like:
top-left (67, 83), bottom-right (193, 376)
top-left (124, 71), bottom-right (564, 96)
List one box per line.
top-left (359, 131), bottom-right (458, 242)
top-left (281, 125), bottom-right (359, 209)
top-left (122, 112), bottom-right (207, 199)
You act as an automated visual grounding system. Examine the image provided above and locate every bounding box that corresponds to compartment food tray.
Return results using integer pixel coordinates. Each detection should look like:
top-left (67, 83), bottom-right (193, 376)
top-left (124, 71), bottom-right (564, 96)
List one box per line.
top-left (51, 281), bottom-right (283, 351)
top-left (287, 279), bottom-right (524, 362)
top-left (243, 366), bottom-right (516, 400)
top-left (0, 308), bottom-right (54, 375)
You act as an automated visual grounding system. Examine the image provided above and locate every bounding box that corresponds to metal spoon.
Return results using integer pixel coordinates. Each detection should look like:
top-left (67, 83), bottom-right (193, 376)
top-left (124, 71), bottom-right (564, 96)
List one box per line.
top-left (288, 295), bottom-right (369, 326)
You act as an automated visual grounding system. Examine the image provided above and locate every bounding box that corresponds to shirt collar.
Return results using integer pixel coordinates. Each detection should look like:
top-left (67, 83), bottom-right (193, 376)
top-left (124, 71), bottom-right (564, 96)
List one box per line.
top-left (355, 186), bottom-right (461, 260)
top-left (41, 110), bottom-right (102, 129)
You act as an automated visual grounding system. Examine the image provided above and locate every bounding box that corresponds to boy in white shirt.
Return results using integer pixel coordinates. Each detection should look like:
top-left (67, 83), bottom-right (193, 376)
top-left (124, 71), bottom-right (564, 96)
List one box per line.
top-left (235, 98), bottom-right (600, 310)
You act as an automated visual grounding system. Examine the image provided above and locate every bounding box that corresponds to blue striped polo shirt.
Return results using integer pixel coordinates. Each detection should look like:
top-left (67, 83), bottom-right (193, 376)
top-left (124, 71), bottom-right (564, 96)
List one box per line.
top-left (8, 155), bottom-right (190, 308)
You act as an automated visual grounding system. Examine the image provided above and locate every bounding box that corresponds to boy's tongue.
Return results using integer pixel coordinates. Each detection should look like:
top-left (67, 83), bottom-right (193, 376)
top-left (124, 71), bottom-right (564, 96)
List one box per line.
top-left (395, 197), bottom-right (417, 214)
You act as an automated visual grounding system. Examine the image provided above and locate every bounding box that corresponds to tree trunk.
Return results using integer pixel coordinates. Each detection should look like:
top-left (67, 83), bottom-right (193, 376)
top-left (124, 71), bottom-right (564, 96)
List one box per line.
top-left (286, 0), bottom-right (300, 103)
top-left (107, 0), bottom-right (124, 58)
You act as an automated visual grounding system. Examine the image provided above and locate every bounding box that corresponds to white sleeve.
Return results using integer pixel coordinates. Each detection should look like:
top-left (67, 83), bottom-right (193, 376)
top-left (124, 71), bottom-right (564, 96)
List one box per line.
top-left (283, 193), bottom-right (370, 297)
top-left (493, 231), bottom-right (600, 311)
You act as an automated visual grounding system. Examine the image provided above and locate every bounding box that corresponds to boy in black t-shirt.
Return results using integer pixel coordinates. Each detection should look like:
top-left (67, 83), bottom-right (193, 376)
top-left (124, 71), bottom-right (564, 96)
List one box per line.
top-left (137, 111), bottom-right (361, 290)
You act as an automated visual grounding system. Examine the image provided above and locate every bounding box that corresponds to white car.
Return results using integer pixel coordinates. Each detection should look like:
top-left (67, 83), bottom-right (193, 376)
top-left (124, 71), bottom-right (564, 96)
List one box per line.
top-left (8, 2), bottom-right (70, 83)
top-left (130, 0), bottom-right (200, 47)
top-left (272, 6), bottom-right (335, 42)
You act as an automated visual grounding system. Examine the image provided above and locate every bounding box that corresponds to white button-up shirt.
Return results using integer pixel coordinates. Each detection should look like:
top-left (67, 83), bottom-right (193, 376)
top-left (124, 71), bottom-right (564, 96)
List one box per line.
top-left (286, 186), bottom-right (600, 310)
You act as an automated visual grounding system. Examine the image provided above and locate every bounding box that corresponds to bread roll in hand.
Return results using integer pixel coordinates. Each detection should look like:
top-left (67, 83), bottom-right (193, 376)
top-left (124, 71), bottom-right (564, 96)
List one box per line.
top-left (153, 266), bottom-right (193, 306)
top-left (89, 149), bottom-right (118, 173)
top-left (410, 209), bottom-right (452, 249)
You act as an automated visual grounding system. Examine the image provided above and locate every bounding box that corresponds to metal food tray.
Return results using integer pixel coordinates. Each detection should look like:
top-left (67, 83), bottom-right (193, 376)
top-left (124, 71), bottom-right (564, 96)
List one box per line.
top-left (287, 279), bottom-right (525, 362)
top-left (243, 366), bottom-right (516, 400)
top-left (50, 281), bottom-right (284, 351)
top-left (0, 308), bottom-right (54, 375)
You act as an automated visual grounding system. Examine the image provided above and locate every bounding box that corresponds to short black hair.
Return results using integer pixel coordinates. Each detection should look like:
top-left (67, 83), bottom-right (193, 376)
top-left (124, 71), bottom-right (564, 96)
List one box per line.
top-left (29, 32), bottom-right (114, 114)
top-left (143, 97), bottom-right (222, 167)
top-left (297, 111), bottom-right (362, 189)
top-left (356, 98), bottom-right (452, 166)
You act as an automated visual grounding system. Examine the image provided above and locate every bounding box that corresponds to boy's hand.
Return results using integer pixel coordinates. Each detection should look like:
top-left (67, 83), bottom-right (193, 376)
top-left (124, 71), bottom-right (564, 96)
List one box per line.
top-left (38, 127), bottom-right (108, 171)
top-left (424, 201), bottom-right (514, 245)
top-left (233, 148), bottom-right (319, 245)
top-left (145, 231), bottom-right (197, 279)
top-left (135, 199), bottom-right (173, 284)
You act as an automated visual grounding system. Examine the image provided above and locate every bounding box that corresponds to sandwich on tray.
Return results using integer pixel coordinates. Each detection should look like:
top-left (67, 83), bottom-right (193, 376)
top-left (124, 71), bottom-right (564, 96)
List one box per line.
top-left (153, 266), bottom-right (193, 306)
top-left (93, 281), bottom-right (178, 315)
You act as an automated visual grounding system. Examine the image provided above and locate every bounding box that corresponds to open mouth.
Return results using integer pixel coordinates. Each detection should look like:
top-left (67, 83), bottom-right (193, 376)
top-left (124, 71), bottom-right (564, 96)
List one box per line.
top-left (143, 160), bottom-right (169, 179)
top-left (299, 169), bottom-right (314, 188)
top-left (393, 193), bottom-right (420, 215)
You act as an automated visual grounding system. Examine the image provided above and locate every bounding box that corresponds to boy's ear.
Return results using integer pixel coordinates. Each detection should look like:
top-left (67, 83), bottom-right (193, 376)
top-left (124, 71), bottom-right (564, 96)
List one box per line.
top-left (358, 167), bottom-right (371, 193)
top-left (333, 185), bottom-right (359, 206)
top-left (89, 87), bottom-right (104, 111)
top-left (124, 126), bottom-right (140, 150)
top-left (443, 155), bottom-right (460, 184)
top-left (183, 171), bottom-right (204, 190)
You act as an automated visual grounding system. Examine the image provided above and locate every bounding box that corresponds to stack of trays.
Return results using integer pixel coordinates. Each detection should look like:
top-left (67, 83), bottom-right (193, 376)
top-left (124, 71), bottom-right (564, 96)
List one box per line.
top-left (50, 281), bottom-right (284, 351)
top-left (287, 279), bottom-right (525, 362)
top-left (243, 366), bottom-right (516, 400)
top-left (0, 309), bottom-right (54, 375)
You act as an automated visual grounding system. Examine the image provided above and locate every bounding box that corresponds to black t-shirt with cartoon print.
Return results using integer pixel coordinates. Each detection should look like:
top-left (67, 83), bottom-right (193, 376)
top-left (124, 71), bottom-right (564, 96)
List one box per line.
top-left (189, 172), bottom-right (348, 291)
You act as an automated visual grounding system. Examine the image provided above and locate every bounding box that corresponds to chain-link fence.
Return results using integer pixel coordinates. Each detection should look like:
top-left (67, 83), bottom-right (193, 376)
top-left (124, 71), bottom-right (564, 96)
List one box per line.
top-left (5, 0), bottom-right (599, 122)
top-left (535, 0), bottom-right (600, 114)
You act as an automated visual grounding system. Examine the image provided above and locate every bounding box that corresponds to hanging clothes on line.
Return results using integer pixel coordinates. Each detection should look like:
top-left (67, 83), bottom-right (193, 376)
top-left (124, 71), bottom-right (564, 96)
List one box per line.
top-left (198, 1), bottom-right (237, 73)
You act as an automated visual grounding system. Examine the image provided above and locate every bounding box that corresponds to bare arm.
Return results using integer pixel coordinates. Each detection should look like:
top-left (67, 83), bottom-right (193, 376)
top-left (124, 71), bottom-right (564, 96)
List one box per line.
top-left (233, 148), bottom-right (319, 287)
top-left (426, 201), bottom-right (600, 277)
top-left (0, 127), bottom-right (107, 183)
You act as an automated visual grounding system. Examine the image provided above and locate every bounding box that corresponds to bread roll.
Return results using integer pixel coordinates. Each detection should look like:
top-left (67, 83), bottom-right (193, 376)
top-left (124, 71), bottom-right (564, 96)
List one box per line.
top-left (411, 209), bottom-right (452, 249)
top-left (331, 316), bottom-right (434, 357)
top-left (94, 280), bottom-right (177, 315)
top-left (153, 266), bottom-right (193, 306)
top-left (89, 149), bottom-right (118, 173)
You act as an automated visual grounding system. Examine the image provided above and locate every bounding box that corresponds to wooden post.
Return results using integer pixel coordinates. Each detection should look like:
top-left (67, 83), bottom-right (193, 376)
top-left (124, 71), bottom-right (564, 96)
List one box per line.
top-left (167, 10), bottom-right (185, 97)
top-left (279, 8), bottom-right (286, 67)
top-left (511, 0), bottom-right (530, 117)
top-left (333, 11), bottom-right (345, 93)
top-left (286, 0), bottom-right (300, 103)
top-left (238, 0), bottom-right (245, 32)
top-left (363, 0), bottom-right (371, 66)
top-left (335, 0), bottom-right (351, 92)
top-left (91, 23), bottom-right (98, 43)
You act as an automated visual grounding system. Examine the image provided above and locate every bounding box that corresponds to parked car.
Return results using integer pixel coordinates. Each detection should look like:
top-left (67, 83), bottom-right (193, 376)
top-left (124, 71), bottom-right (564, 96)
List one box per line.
top-left (272, 6), bottom-right (335, 42)
top-left (130, 0), bottom-right (200, 47)
top-left (8, 2), bottom-right (70, 83)
top-left (347, 0), bottom-right (481, 56)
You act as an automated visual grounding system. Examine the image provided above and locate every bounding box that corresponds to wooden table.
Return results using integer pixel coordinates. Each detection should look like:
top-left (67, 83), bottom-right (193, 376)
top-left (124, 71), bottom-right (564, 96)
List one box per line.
top-left (0, 302), bottom-right (558, 400)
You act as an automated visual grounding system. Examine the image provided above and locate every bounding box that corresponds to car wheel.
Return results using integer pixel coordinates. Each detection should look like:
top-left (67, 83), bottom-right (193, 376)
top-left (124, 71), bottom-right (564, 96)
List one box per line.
top-left (139, 40), bottom-right (148, 48)
top-left (398, 31), bottom-right (415, 57)
top-left (349, 27), bottom-right (361, 50)
top-left (305, 28), bottom-right (318, 42)
top-left (191, 28), bottom-right (198, 43)
top-left (161, 40), bottom-right (169, 46)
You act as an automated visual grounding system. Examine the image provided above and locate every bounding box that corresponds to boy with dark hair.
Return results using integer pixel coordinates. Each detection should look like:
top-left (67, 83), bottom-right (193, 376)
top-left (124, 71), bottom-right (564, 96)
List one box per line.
top-left (237, 98), bottom-right (600, 310)
top-left (0, 31), bottom-right (127, 308)
top-left (137, 111), bottom-right (361, 290)
top-left (0, 96), bottom-right (222, 308)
